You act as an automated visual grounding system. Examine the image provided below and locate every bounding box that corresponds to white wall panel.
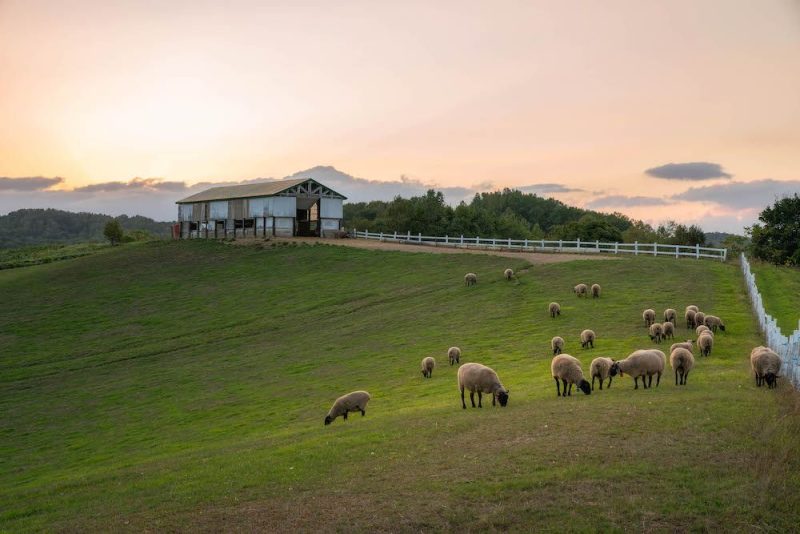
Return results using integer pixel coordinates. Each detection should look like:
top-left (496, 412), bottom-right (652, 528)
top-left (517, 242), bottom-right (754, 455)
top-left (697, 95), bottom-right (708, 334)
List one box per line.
top-left (320, 198), bottom-right (343, 218)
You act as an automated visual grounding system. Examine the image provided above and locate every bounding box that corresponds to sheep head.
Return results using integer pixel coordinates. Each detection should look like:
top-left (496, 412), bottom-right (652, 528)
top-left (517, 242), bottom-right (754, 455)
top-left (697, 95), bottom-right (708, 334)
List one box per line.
top-left (324, 415), bottom-right (333, 425)
top-left (496, 389), bottom-right (509, 407)
top-left (609, 362), bottom-right (621, 377)
top-left (578, 379), bottom-right (591, 395)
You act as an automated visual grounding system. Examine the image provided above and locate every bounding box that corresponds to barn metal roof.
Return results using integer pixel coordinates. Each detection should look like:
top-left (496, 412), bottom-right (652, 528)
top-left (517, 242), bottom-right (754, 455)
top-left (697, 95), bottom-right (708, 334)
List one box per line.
top-left (176, 178), bottom-right (346, 203)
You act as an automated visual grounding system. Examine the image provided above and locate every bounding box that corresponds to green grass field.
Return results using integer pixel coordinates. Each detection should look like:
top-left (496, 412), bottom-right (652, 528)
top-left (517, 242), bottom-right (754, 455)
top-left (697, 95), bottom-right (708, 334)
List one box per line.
top-left (0, 242), bottom-right (112, 270)
top-left (750, 260), bottom-right (800, 334)
top-left (2, 241), bottom-right (799, 532)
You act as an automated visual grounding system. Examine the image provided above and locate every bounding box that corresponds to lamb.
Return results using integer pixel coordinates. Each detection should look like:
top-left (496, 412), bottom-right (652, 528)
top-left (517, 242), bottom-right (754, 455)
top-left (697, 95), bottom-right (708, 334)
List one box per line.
top-left (649, 322), bottom-right (664, 343)
top-left (573, 283), bottom-right (588, 297)
top-left (504, 268), bottom-right (514, 280)
top-left (464, 273), bottom-right (477, 286)
top-left (750, 346), bottom-right (781, 388)
top-left (663, 308), bottom-right (677, 325)
top-left (591, 283), bottom-right (601, 298)
top-left (643, 309), bottom-right (656, 327)
top-left (670, 347), bottom-right (695, 385)
top-left (421, 356), bottom-right (435, 378)
top-left (696, 325), bottom-right (712, 337)
top-left (551, 336), bottom-right (565, 355)
top-left (551, 354), bottom-right (592, 396)
top-left (590, 357), bottom-right (614, 390)
top-left (697, 332), bottom-right (714, 357)
top-left (448, 346), bottom-right (461, 366)
top-left (704, 315), bottom-right (726, 333)
top-left (324, 391), bottom-right (371, 425)
top-left (662, 321), bottom-right (675, 340)
top-left (549, 302), bottom-right (561, 318)
top-left (457, 362), bottom-right (509, 408)
top-left (694, 311), bottom-right (706, 328)
top-left (609, 349), bottom-right (666, 389)
top-left (670, 340), bottom-right (694, 354)
top-left (685, 309), bottom-right (697, 329)
top-left (580, 329), bottom-right (596, 349)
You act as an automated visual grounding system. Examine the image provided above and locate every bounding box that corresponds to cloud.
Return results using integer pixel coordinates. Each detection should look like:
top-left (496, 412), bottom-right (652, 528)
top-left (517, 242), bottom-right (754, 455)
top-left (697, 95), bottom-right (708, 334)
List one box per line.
top-left (517, 183), bottom-right (584, 194)
top-left (0, 176), bottom-right (64, 191)
top-left (672, 179), bottom-right (800, 210)
top-left (645, 162), bottom-right (732, 180)
top-left (73, 177), bottom-right (189, 193)
top-left (585, 195), bottom-right (669, 209)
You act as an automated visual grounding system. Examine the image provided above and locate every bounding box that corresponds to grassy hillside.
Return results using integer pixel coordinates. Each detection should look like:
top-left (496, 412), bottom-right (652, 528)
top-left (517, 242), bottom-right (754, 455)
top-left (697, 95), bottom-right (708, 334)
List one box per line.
top-left (750, 260), bottom-right (800, 333)
top-left (1, 241), bottom-right (799, 531)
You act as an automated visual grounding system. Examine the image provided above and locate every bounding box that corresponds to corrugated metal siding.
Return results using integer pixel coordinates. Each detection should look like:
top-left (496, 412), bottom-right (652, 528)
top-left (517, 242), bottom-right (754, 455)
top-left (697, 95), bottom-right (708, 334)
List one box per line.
top-left (228, 199), bottom-right (246, 219)
top-left (209, 201), bottom-right (228, 219)
top-left (271, 197), bottom-right (296, 217)
top-left (178, 204), bottom-right (193, 221)
top-left (320, 198), bottom-right (343, 219)
top-left (321, 219), bottom-right (340, 230)
top-left (191, 202), bottom-right (207, 221)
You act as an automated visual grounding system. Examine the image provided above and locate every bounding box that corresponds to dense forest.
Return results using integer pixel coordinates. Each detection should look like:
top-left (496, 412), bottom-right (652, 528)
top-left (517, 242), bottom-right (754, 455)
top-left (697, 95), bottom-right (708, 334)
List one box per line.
top-left (0, 209), bottom-right (172, 248)
top-left (344, 189), bottom-right (707, 245)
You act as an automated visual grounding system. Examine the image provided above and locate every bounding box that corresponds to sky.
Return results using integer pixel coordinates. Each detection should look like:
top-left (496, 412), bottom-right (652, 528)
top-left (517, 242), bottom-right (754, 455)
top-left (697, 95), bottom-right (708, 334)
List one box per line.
top-left (1, 0), bottom-right (799, 232)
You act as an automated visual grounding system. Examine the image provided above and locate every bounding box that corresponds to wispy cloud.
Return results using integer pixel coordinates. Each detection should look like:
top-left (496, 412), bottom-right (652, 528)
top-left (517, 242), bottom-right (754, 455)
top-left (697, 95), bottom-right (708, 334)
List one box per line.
top-left (585, 195), bottom-right (669, 209)
top-left (73, 177), bottom-right (189, 193)
top-left (517, 183), bottom-right (584, 194)
top-left (672, 179), bottom-right (800, 209)
top-left (645, 162), bottom-right (732, 180)
top-left (0, 176), bottom-right (64, 191)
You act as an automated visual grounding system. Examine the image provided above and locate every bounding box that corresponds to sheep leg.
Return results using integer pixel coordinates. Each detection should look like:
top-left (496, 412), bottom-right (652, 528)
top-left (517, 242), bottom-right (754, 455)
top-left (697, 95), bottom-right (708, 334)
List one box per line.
top-left (343, 411), bottom-right (348, 421)
top-left (633, 376), bottom-right (638, 389)
top-left (562, 378), bottom-right (569, 397)
top-left (554, 377), bottom-right (561, 397)
top-left (461, 386), bottom-right (467, 409)
top-left (675, 370), bottom-right (679, 386)
top-left (607, 376), bottom-right (612, 388)
top-left (592, 376), bottom-right (596, 391)
top-left (655, 372), bottom-right (661, 387)
top-left (492, 393), bottom-right (496, 406)
top-left (470, 391), bottom-right (476, 408)
top-left (477, 391), bottom-right (483, 408)
top-left (590, 340), bottom-right (594, 348)
top-left (683, 370), bottom-right (689, 385)
top-left (360, 407), bottom-right (366, 416)
top-left (567, 382), bottom-right (573, 396)
top-left (599, 376), bottom-right (603, 390)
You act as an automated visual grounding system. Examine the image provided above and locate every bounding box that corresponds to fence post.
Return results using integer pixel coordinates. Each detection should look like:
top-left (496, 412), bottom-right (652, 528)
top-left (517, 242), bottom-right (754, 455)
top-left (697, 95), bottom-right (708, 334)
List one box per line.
top-left (675, 245), bottom-right (679, 258)
top-left (461, 235), bottom-right (464, 245)
top-left (596, 239), bottom-right (599, 251)
top-left (653, 242), bottom-right (657, 256)
top-left (508, 237), bottom-right (511, 249)
top-left (559, 239), bottom-right (563, 251)
top-left (614, 242), bottom-right (618, 254)
top-left (524, 238), bottom-right (528, 250)
top-left (418, 232), bottom-right (422, 242)
top-left (723, 248), bottom-right (727, 262)
top-left (634, 241), bottom-right (638, 255)
top-left (445, 235), bottom-right (448, 244)
top-left (576, 237), bottom-right (580, 250)
top-left (393, 231), bottom-right (397, 240)
top-left (696, 243), bottom-right (699, 259)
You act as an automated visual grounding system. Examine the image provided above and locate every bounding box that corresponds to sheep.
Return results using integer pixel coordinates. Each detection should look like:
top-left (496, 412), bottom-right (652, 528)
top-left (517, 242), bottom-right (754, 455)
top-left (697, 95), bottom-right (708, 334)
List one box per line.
top-left (750, 346), bottom-right (782, 389)
top-left (643, 309), bottom-right (656, 327)
top-left (551, 354), bottom-right (592, 396)
top-left (609, 349), bottom-right (666, 389)
top-left (573, 283), bottom-right (588, 297)
top-left (696, 325), bottom-right (712, 337)
top-left (464, 273), bottom-right (477, 286)
top-left (649, 322), bottom-right (664, 343)
top-left (704, 315), bottom-right (726, 333)
top-left (549, 302), bottom-right (561, 318)
top-left (685, 305), bottom-right (699, 313)
top-left (694, 311), bottom-right (706, 328)
top-left (697, 332), bottom-right (714, 357)
top-left (591, 283), bottom-right (601, 298)
top-left (421, 356), bottom-right (435, 378)
top-left (663, 308), bottom-right (677, 325)
top-left (580, 329), bottom-right (596, 349)
top-left (670, 340), bottom-right (694, 354)
top-left (590, 357), bottom-right (614, 390)
top-left (685, 309), bottom-right (697, 329)
top-left (551, 336), bottom-right (565, 355)
top-left (324, 391), bottom-right (371, 425)
top-left (670, 347), bottom-right (695, 386)
top-left (448, 346), bottom-right (461, 366)
top-left (504, 268), bottom-right (514, 281)
top-left (457, 362), bottom-right (509, 408)
top-left (662, 321), bottom-right (675, 340)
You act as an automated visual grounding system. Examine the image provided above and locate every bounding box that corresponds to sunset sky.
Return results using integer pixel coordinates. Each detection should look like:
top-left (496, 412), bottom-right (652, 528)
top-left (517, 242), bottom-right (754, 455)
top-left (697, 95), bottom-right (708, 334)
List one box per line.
top-left (1, 0), bottom-right (799, 232)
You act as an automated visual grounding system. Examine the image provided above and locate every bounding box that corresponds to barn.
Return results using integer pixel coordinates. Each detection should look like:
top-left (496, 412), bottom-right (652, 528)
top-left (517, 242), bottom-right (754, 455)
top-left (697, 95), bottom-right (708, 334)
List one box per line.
top-left (175, 178), bottom-right (346, 239)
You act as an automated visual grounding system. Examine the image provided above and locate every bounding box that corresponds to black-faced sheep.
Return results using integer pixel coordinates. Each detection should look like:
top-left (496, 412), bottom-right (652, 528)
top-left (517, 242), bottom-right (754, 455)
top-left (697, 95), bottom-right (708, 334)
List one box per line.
top-left (649, 322), bottom-right (664, 343)
top-left (551, 336), bottom-right (565, 355)
top-left (574, 283), bottom-right (588, 297)
top-left (591, 284), bottom-right (601, 298)
top-left (609, 349), bottom-right (666, 389)
top-left (504, 268), bottom-right (514, 280)
top-left (663, 308), bottom-right (677, 325)
top-left (580, 329), bottom-right (596, 348)
top-left (704, 315), bottom-right (726, 333)
top-left (697, 332), bottom-right (713, 357)
top-left (324, 391), bottom-right (371, 425)
top-left (750, 346), bottom-right (782, 389)
top-left (464, 273), bottom-right (477, 286)
top-left (549, 302), bottom-right (561, 318)
top-left (448, 346), bottom-right (461, 366)
top-left (643, 309), bottom-right (656, 327)
top-left (590, 357), bottom-right (614, 390)
top-left (670, 347), bottom-right (695, 385)
top-left (457, 362), bottom-right (509, 409)
top-left (685, 309), bottom-right (697, 329)
top-left (662, 321), bottom-right (675, 340)
top-left (551, 354), bottom-right (591, 396)
top-left (421, 356), bottom-right (435, 378)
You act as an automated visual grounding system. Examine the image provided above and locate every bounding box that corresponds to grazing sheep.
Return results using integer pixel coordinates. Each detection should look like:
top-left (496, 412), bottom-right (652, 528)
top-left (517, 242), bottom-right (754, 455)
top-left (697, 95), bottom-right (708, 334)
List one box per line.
top-left (662, 321), bottom-right (675, 340)
top-left (649, 322), bottom-right (664, 343)
top-left (750, 346), bottom-right (782, 388)
top-left (421, 356), bottom-right (435, 378)
top-left (704, 315), bottom-right (726, 333)
top-left (580, 329), bottom-right (596, 349)
top-left (686, 305), bottom-right (699, 313)
top-left (663, 308), bottom-right (677, 325)
top-left (591, 284), bottom-right (601, 298)
top-left (609, 349), bottom-right (666, 389)
top-left (697, 332), bottom-right (714, 357)
top-left (324, 391), bottom-right (371, 425)
top-left (643, 309), bottom-right (656, 327)
top-left (549, 302), bottom-right (561, 318)
top-left (573, 283), bottom-right (588, 297)
top-left (464, 273), bottom-right (477, 286)
top-left (457, 362), bottom-right (509, 409)
top-left (694, 311), bottom-right (706, 328)
top-left (696, 325), bottom-right (712, 337)
top-left (551, 336), bottom-right (565, 355)
top-left (448, 346), bottom-right (462, 366)
top-left (670, 347), bottom-right (695, 385)
top-left (590, 357), bottom-right (614, 390)
top-left (685, 309), bottom-right (697, 329)
top-left (504, 268), bottom-right (514, 280)
top-left (670, 340), bottom-right (694, 354)
top-left (551, 354), bottom-right (592, 396)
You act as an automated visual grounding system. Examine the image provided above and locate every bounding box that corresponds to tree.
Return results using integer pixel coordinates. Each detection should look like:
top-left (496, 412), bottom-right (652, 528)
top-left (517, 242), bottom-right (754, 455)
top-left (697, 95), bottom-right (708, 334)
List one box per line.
top-left (748, 194), bottom-right (800, 265)
top-left (103, 220), bottom-right (124, 246)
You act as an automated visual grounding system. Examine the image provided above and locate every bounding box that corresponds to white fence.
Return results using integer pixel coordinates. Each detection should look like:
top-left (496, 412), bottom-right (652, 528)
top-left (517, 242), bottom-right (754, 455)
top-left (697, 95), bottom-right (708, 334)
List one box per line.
top-left (740, 253), bottom-right (800, 389)
top-left (351, 230), bottom-right (728, 261)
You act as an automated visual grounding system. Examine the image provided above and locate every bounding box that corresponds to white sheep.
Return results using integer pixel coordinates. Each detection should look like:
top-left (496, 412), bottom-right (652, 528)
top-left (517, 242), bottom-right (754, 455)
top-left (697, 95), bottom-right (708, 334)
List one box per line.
top-left (551, 336), bottom-right (565, 355)
top-left (662, 321), bottom-right (675, 340)
top-left (549, 302), bottom-right (561, 318)
top-left (685, 305), bottom-right (699, 313)
top-left (750, 346), bottom-right (781, 389)
top-left (580, 329), bottom-right (596, 349)
top-left (670, 347), bottom-right (695, 385)
top-left (694, 311), bottom-right (706, 328)
top-left (697, 332), bottom-right (713, 357)
top-left (663, 308), bottom-right (677, 325)
top-left (421, 356), bottom-right (435, 378)
top-left (324, 391), bottom-right (371, 425)
top-left (704, 315), bottom-right (726, 333)
top-left (504, 268), bottom-right (514, 280)
top-left (609, 349), bottom-right (666, 389)
top-left (464, 273), bottom-right (477, 286)
top-left (551, 354), bottom-right (592, 396)
top-left (643, 309), bottom-right (656, 327)
top-left (685, 309), bottom-right (697, 329)
top-left (591, 283), bottom-right (601, 298)
top-left (590, 357), bottom-right (614, 390)
top-left (573, 283), bottom-right (588, 297)
top-left (670, 340), bottom-right (694, 354)
top-left (457, 362), bottom-right (509, 408)
top-left (448, 346), bottom-right (461, 366)
top-left (649, 322), bottom-right (664, 343)
top-left (695, 325), bottom-right (712, 337)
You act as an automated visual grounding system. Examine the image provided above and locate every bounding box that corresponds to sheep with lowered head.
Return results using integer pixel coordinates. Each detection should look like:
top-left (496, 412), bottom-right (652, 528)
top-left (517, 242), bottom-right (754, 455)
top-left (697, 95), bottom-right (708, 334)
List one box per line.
top-left (670, 340), bottom-right (694, 354)
top-left (649, 322), bottom-right (664, 343)
top-left (551, 354), bottom-right (591, 396)
top-left (697, 332), bottom-right (714, 357)
top-left (464, 273), bottom-right (477, 286)
top-left (694, 311), bottom-right (706, 328)
top-left (549, 302), bottom-right (561, 318)
top-left (590, 357), bottom-right (614, 390)
top-left (448, 346), bottom-right (461, 366)
top-left (580, 329), bottom-right (596, 348)
top-left (591, 283), bottom-right (601, 298)
top-left (457, 362), bottom-right (509, 408)
top-left (750, 346), bottom-right (781, 389)
top-left (685, 309), bottom-right (697, 329)
top-left (421, 356), bottom-right (435, 378)
top-left (610, 349), bottom-right (666, 389)
top-left (643, 309), bottom-right (656, 327)
top-left (670, 347), bottom-right (695, 385)
top-left (504, 268), bottom-right (514, 280)
top-left (324, 390), bottom-right (371, 425)
top-left (551, 336), bottom-right (565, 355)
top-left (663, 308), bottom-right (677, 325)
top-left (662, 321), bottom-right (675, 340)
top-left (573, 283), bottom-right (588, 297)
top-left (704, 315), bottom-right (726, 332)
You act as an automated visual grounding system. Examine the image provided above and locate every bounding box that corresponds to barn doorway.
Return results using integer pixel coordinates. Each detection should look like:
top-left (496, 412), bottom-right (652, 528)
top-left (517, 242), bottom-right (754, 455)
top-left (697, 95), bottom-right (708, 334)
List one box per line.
top-left (295, 197), bottom-right (321, 237)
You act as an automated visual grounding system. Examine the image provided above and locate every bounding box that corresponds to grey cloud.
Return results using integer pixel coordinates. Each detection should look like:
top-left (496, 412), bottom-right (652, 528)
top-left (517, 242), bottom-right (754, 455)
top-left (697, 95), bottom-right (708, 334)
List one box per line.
top-left (585, 195), bottom-right (669, 209)
top-left (74, 177), bottom-right (188, 193)
top-left (518, 183), bottom-right (584, 194)
top-left (645, 162), bottom-right (732, 180)
top-left (672, 179), bottom-right (800, 210)
top-left (0, 176), bottom-right (64, 191)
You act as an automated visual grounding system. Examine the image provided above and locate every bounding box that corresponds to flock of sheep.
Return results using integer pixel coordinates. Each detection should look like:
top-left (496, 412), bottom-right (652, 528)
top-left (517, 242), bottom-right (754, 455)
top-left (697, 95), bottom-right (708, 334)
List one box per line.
top-left (323, 267), bottom-right (783, 425)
